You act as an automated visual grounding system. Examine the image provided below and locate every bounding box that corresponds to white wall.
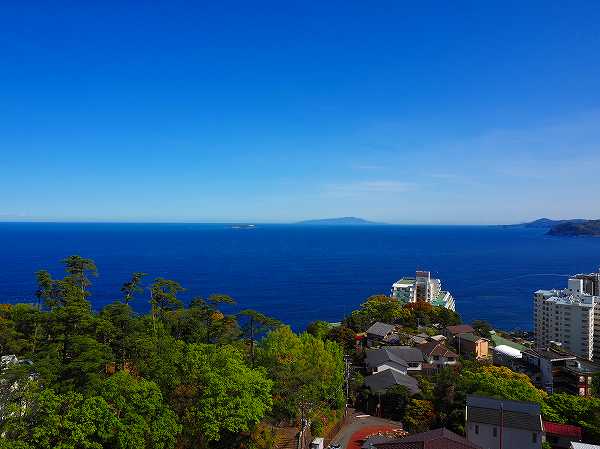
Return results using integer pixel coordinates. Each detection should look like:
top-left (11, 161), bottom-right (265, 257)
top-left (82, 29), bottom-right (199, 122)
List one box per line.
top-left (374, 363), bottom-right (407, 375)
top-left (467, 422), bottom-right (542, 449)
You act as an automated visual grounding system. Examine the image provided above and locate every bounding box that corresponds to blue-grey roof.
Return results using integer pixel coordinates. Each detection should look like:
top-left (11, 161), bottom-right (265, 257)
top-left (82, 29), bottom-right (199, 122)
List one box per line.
top-left (366, 322), bottom-right (395, 338)
top-left (387, 346), bottom-right (423, 363)
top-left (365, 348), bottom-right (409, 369)
top-left (466, 395), bottom-right (543, 431)
top-left (364, 369), bottom-right (421, 395)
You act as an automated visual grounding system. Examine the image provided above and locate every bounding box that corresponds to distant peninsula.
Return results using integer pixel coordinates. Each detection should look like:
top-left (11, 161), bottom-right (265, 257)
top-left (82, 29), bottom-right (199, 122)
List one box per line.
top-left (547, 219), bottom-right (600, 237)
top-left (502, 218), bottom-right (600, 236)
top-left (503, 218), bottom-right (587, 229)
top-left (295, 217), bottom-right (382, 225)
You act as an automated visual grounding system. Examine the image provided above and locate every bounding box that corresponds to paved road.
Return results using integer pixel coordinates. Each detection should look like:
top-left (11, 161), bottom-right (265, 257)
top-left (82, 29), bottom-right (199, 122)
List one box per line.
top-left (328, 411), bottom-right (402, 449)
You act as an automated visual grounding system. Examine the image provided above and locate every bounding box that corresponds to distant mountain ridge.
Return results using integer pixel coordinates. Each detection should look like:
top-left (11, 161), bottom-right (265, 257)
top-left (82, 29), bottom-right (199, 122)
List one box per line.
top-left (547, 220), bottom-right (600, 237)
top-left (502, 218), bottom-right (600, 236)
top-left (503, 218), bottom-right (587, 228)
top-left (295, 217), bottom-right (382, 225)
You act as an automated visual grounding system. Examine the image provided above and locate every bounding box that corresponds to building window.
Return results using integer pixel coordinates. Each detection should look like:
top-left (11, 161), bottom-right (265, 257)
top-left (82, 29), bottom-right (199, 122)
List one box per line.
top-left (475, 425), bottom-right (479, 435)
top-left (493, 427), bottom-right (497, 437)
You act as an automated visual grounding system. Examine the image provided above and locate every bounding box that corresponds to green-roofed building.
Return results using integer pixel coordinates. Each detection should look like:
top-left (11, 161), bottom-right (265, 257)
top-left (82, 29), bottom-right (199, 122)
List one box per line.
top-left (489, 331), bottom-right (527, 351)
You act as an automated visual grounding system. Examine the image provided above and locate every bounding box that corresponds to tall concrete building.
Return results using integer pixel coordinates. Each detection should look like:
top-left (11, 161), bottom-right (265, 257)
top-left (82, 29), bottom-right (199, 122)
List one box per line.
top-left (534, 276), bottom-right (600, 361)
top-left (391, 270), bottom-right (455, 311)
top-left (573, 270), bottom-right (600, 296)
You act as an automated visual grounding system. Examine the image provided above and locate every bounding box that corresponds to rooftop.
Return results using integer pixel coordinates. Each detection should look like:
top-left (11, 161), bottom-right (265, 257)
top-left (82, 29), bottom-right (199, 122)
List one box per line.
top-left (364, 369), bottom-right (421, 395)
top-left (446, 324), bottom-right (475, 335)
top-left (466, 395), bottom-right (543, 432)
top-left (457, 333), bottom-right (486, 343)
top-left (367, 322), bottom-right (396, 338)
top-left (523, 347), bottom-right (577, 362)
top-left (374, 427), bottom-right (482, 449)
top-left (418, 341), bottom-right (458, 358)
top-left (365, 348), bottom-right (409, 369)
top-left (489, 332), bottom-right (527, 351)
top-left (543, 421), bottom-right (582, 440)
top-left (392, 278), bottom-right (416, 287)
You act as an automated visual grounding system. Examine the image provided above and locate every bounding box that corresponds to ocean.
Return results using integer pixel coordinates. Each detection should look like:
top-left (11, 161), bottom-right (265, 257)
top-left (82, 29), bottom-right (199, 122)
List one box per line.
top-left (1, 222), bottom-right (599, 331)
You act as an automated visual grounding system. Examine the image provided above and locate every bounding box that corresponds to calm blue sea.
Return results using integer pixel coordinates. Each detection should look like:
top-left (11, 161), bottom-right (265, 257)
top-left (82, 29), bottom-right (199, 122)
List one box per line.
top-left (1, 223), bottom-right (599, 331)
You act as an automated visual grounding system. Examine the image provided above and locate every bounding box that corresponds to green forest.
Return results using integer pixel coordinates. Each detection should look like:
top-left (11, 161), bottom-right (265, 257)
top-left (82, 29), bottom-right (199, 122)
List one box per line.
top-left (0, 256), bottom-right (345, 449)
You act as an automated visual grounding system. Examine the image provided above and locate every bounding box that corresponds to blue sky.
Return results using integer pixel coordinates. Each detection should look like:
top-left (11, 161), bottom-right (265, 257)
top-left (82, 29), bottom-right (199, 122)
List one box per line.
top-left (1, 1), bottom-right (600, 224)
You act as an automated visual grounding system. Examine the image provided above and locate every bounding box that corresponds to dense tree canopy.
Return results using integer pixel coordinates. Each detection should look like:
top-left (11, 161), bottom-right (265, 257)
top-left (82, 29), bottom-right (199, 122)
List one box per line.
top-left (0, 256), bottom-right (347, 449)
top-left (257, 326), bottom-right (345, 421)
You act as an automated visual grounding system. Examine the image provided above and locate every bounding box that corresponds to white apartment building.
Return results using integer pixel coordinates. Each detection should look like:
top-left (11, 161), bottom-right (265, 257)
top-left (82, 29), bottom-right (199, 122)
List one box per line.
top-left (534, 277), bottom-right (599, 361)
top-left (391, 270), bottom-right (455, 311)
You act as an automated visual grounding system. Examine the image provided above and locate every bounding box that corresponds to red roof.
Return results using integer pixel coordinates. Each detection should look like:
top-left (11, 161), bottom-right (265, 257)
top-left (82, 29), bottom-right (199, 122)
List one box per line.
top-left (543, 421), bottom-right (582, 439)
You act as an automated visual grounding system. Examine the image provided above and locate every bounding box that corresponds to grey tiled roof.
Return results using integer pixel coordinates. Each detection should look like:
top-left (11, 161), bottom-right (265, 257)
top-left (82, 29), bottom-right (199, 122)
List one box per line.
top-left (364, 369), bottom-right (421, 395)
top-left (365, 348), bottom-right (409, 369)
top-left (387, 346), bottom-right (423, 363)
top-left (365, 346), bottom-right (423, 370)
top-left (466, 395), bottom-right (543, 431)
top-left (367, 322), bottom-right (395, 338)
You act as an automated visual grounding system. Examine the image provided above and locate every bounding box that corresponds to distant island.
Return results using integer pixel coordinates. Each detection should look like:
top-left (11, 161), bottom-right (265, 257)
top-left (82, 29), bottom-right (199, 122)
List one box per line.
top-left (295, 216), bottom-right (382, 225)
top-left (230, 224), bottom-right (256, 229)
top-left (547, 219), bottom-right (600, 237)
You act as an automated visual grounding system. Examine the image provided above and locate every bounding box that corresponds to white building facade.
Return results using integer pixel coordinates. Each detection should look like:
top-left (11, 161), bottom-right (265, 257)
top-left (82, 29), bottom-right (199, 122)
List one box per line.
top-left (534, 277), bottom-right (600, 361)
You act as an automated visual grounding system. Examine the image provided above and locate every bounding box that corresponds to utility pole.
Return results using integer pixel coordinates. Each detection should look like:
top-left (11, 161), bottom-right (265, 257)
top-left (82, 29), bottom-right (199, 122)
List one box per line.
top-left (499, 401), bottom-right (504, 449)
top-left (344, 354), bottom-right (351, 413)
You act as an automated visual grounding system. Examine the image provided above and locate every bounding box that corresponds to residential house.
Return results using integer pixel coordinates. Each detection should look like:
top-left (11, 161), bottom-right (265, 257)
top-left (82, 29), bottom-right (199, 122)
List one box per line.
top-left (391, 346), bottom-right (423, 372)
top-left (418, 341), bottom-right (459, 369)
top-left (365, 348), bottom-right (408, 375)
top-left (364, 369), bottom-right (421, 395)
top-left (465, 395), bottom-right (544, 449)
top-left (543, 421), bottom-right (582, 449)
top-left (365, 346), bottom-right (423, 374)
top-left (366, 322), bottom-right (398, 347)
top-left (374, 427), bottom-right (482, 449)
top-left (457, 333), bottom-right (489, 359)
top-left (444, 324), bottom-right (476, 342)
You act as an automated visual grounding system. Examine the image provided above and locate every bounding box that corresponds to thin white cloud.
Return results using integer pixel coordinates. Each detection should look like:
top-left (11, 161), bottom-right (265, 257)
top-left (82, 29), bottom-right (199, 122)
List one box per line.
top-left (353, 164), bottom-right (385, 170)
top-left (323, 180), bottom-right (416, 197)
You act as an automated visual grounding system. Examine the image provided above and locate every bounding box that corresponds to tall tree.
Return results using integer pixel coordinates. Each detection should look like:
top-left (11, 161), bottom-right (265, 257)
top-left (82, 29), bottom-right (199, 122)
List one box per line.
top-left (62, 255), bottom-right (98, 295)
top-left (190, 294), bottom-right (238, 344)
top-left (150, 278), bottom-right (185, 332)
top-left (120, 272), bottom-right (147, 304)
top-left (238, 309), bottom-right (281, 366)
